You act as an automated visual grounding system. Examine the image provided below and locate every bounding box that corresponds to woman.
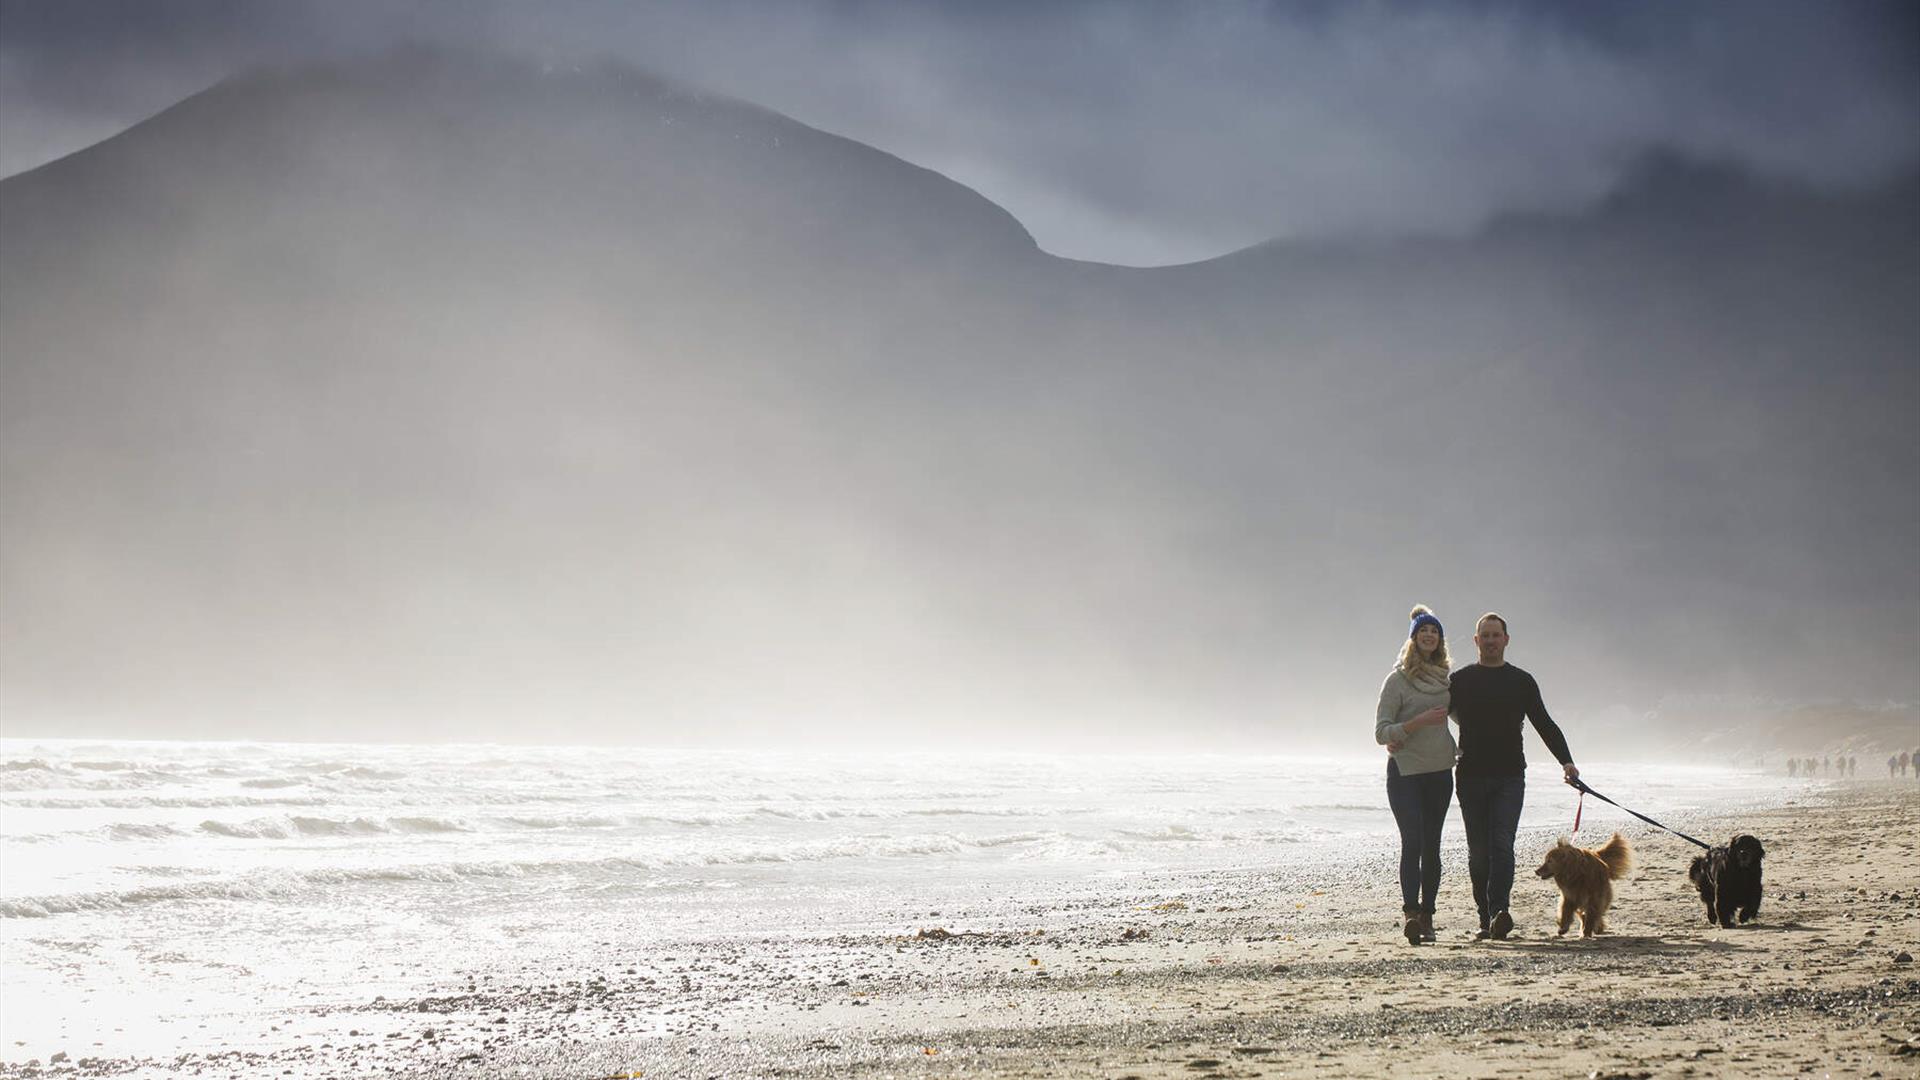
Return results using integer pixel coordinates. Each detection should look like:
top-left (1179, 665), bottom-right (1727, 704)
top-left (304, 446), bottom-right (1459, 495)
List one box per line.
top-left (1375, 605), bottom-right (1456, 945)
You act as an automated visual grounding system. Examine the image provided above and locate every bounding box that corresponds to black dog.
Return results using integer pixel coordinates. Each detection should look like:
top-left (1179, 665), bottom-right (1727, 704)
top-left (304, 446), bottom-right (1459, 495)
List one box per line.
top-left (1688, 834), bottom-right (1766, 927)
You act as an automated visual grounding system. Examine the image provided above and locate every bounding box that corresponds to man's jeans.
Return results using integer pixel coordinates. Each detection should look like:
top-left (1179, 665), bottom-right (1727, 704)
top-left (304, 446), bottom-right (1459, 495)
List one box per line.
top-left (1455, 771), bottom-right (1526, 927)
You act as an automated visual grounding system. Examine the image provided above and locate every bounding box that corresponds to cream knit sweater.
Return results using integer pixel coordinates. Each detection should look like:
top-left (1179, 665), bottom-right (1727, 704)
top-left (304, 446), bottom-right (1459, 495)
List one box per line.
top-left (1374, 668), bottom-right (1457, 777)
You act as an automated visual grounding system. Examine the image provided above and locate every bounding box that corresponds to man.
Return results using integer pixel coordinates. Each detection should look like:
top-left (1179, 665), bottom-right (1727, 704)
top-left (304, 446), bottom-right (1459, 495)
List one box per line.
top-left (1449, 612), bottom-right (1579, 940)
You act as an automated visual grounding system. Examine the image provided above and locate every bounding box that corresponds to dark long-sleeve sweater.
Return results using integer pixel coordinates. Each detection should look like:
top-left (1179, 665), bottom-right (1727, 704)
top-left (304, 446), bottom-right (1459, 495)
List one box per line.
top-left (1449, 663), bottom-right (1573, 777)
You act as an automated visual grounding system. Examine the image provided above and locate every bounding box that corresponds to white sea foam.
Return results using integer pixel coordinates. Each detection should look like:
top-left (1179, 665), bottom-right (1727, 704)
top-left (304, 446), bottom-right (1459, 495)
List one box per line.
top-left (0, 736), bottom-right (1798, 1061)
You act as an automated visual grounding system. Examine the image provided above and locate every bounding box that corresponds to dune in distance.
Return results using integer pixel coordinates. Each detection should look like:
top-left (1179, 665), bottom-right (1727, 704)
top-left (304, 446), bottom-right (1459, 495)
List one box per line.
top-left (1, 48), bottom-right (1916, 752)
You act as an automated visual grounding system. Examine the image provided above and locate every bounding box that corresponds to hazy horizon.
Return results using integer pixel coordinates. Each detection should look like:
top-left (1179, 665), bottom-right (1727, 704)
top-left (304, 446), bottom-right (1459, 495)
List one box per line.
top-left (1, 8), bottom-right (1916, 754)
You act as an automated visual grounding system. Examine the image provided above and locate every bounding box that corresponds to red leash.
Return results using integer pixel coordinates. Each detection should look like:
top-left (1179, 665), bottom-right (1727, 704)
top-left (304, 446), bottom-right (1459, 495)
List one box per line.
top-left (1571, 789), bottom-right (1585, 837)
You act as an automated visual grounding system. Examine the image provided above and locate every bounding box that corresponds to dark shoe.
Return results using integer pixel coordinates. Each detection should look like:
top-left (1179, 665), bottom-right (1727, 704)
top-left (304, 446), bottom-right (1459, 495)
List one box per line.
top-left (1403, 910), bottom-right (1422, 945)
top-left (1418, 913), bottom-right (1437, 943)
top-left (1489, 910), bottom-right (1514, 940)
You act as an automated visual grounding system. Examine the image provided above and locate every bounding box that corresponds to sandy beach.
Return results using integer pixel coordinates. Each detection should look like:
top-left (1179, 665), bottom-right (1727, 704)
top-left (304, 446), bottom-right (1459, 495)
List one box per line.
top-left (7, 778), bottom-right (1914, 1079)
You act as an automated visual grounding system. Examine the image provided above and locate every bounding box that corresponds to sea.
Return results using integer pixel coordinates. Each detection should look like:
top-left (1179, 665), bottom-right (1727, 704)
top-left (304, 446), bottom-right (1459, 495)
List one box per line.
top-left (0, 737), bottom-right (1788, 1062)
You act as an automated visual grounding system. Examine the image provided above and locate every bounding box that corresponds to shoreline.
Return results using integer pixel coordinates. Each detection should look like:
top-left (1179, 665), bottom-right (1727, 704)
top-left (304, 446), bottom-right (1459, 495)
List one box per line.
top-left (7, 780), bottom-right (1917, 1078)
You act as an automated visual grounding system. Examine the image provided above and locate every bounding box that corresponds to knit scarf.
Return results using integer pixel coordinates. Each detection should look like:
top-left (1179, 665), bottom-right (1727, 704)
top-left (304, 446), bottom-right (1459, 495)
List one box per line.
top-left (1400, 661), bottom-right (1451, 695)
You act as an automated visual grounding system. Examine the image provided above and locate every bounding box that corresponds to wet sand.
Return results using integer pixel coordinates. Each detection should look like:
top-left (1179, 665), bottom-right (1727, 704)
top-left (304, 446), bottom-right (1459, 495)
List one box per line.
top-left (8, 781), bottom-right (1918, 1078)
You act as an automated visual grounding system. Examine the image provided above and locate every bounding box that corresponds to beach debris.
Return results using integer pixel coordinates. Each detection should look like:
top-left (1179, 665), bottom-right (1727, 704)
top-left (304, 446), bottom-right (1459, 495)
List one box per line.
top-left (1120, 927), bottom-right (1151, 941)
top-left (1150, 900), bottom-right (1187, 912)
top-left (1895, 952), bottom-right (1913, 964)
top-left (915, 927), bottom-right (952, 940)
top-left (922, 1047), bottom-right (939, 1056)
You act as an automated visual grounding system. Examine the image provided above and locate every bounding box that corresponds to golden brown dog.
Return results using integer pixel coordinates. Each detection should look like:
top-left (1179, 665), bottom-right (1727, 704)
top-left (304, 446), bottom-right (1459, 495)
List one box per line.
top-left (1533, 832), bottom-right (1632, 937)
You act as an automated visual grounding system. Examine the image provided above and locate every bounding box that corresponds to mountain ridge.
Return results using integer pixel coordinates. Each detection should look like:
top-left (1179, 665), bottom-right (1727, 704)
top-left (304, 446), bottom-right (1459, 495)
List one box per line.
top-left (15, 48), bottom-right (1914, 273)
top-left (1, 49), bottom-right (1914, 745)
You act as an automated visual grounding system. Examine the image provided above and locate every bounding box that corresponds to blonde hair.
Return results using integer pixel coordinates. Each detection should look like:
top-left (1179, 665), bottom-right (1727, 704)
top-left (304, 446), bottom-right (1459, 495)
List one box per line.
top-left (1397, 604), bottom-right (1452, 686)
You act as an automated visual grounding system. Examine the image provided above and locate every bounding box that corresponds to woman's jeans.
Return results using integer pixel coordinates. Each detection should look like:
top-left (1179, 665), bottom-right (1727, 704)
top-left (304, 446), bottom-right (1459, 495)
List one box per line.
top-left (1455, 771), bottom-right (1527, 928)
top-left (1385, 758), bottom-right (1453, 915)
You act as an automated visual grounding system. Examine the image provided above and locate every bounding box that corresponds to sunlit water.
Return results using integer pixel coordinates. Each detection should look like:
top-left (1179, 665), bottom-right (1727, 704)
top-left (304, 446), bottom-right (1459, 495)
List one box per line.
top-left (0, 738), bottom-right (1791, 1061)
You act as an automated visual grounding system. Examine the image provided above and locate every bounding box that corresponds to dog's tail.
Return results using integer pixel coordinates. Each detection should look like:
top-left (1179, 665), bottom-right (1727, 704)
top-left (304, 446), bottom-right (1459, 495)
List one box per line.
top-left (1597, 832), bottom-right (1632, 879)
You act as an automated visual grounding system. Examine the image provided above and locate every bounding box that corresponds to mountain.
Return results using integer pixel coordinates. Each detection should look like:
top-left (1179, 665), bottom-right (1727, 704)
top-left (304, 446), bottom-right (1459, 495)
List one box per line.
top-left (3, 50), bottom-right (1915, 747)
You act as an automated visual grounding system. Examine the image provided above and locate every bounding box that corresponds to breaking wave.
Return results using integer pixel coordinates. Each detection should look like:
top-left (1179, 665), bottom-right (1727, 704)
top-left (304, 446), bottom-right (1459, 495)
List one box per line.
top-left (0, 830), bottom-right (1079, 918)
top-left (196, 815), bottom-right (471, 839)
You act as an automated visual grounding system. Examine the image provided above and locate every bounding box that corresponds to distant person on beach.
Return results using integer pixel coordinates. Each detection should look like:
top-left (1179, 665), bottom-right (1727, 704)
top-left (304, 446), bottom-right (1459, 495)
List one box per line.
top-left (1891, 755), bottom-right (1900, 778)
top-left (1788, 759), bottom-right (1798, 778)
top-left (1903, 751), bottom-right (1912, 777)
top-left (1375, 605), bottom-right (1457, 946)
top-left (1449, 612), bottom-right (1579, 941)
top-left (1850, 756), bottom-right (1858, 778)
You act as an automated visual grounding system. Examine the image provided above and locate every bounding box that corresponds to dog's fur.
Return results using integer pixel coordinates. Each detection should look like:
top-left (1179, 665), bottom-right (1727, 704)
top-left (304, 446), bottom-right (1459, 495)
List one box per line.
top-left (1688, 834), bottom-right (1765, 927)
top-left (1533, 832), bottom-right (1633, 937)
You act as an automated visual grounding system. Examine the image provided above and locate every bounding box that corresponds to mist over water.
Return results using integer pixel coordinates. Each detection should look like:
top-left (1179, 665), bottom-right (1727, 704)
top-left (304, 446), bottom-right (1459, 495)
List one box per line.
top-left (0, 52), bottom-right (1913, 751)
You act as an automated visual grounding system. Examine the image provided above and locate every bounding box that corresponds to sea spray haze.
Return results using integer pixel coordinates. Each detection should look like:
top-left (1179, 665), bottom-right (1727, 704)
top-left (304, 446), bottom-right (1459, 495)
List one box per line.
top-left (1, 51), bottom-right (1916, 749)
top-left (0, 737), bottom-right (1786, 1061)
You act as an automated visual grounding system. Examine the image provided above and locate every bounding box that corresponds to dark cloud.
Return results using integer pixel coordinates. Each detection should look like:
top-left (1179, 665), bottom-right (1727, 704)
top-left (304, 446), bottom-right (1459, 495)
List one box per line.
top-left (2, 0), bottom-right (1915, 263)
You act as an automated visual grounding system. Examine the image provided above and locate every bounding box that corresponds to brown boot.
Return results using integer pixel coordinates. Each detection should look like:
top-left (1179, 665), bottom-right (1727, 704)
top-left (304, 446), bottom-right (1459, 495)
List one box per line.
top-left (1403, 909), bottom-right (1422, 945)
top-left (1418, 912), bottom-right (1436, 943)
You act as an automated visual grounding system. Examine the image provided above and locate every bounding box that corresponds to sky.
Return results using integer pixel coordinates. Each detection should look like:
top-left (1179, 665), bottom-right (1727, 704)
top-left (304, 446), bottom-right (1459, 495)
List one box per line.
top-left (2, 0), bottom-right (1916, 265)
